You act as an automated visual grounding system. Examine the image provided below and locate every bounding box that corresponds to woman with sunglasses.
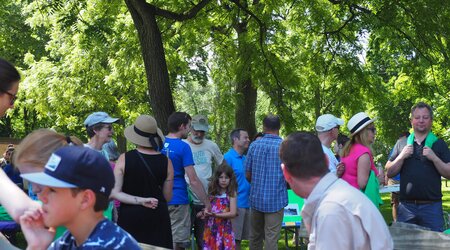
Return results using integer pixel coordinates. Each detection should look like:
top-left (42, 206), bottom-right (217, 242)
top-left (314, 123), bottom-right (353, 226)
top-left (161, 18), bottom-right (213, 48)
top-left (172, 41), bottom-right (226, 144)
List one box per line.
top-left (0, 58), bottom-right (20, 116)
top-left (341, 112), bottom-right (385, 208)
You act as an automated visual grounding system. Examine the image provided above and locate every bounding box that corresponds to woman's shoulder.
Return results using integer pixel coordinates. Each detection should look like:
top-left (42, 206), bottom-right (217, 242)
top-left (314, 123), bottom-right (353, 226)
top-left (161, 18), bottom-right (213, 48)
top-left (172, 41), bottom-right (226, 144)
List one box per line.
top-left (352, 143), bottom-right (371, 153)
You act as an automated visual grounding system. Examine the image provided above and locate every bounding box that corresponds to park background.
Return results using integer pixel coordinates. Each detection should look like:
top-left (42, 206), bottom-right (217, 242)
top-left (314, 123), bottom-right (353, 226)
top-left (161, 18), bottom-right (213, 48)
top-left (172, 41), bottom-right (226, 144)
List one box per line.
top-left (1, 1), bottom-right (450, 164)
top-left (2, 1), bottom-right (450, 248)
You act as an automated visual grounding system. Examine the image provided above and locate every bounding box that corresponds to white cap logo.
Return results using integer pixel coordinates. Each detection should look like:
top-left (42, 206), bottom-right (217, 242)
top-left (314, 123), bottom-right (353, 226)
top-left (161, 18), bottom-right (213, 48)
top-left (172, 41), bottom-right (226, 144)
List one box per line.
top-left (45, 154), bottom-right (62, 172)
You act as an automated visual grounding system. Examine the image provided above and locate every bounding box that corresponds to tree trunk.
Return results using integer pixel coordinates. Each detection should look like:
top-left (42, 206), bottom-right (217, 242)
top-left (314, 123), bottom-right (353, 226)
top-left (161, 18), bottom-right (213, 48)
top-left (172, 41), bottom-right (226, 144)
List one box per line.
top-left (234, 21), bottom-right (257, 138)
top-left (125, 0), bottom-right (175, 133)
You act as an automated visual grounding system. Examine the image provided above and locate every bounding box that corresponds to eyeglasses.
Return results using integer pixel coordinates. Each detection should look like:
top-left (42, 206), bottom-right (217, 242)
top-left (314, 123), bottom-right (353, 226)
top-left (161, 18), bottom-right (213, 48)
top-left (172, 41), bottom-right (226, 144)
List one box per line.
top-left (367, 127), bottom-right (376, 133)
top-left (0, 88), bottom-right (17, 105)
top-left (102, 124), bottom-right (113, 131)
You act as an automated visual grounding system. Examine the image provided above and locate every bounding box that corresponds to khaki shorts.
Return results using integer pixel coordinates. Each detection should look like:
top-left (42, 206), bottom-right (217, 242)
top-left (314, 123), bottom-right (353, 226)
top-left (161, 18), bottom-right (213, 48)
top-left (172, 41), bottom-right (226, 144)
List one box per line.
top-left (168, 205), bottom-right (191, 245)
top-left (232, 208), bottom-right (251, 240)
top-left (388, 178), bottom-right (400, 205)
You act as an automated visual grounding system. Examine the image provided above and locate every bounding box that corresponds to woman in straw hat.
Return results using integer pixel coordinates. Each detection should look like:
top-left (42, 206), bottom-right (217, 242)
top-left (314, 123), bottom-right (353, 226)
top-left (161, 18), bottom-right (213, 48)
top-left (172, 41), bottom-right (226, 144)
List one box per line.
top-left (341, 112), bottom-right (385, 207)
top-left (111, 115), bottom-right (174, 248)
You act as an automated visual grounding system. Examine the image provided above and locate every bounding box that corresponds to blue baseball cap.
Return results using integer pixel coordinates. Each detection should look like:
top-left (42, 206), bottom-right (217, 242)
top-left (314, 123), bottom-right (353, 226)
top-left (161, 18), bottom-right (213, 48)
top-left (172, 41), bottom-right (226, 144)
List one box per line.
top-left (21, 146), bottom-right (115, 196)
top-left (83, 111), bottom-right (119, 127)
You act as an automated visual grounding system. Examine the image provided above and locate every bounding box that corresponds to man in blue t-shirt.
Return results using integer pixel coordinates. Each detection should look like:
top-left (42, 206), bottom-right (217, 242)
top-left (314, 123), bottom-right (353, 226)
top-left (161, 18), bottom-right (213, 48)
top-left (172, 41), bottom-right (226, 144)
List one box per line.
top-left (224, 128), bottom-right (251, 250)
top-left (161, 112), bottom-right (210, 250)
top-left (20, 146), bottom-right (140, 249)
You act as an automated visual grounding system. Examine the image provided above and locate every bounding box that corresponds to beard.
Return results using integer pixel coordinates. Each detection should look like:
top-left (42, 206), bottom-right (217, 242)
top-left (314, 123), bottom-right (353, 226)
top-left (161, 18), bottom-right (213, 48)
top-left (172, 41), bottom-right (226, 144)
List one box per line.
top-left (191, 136), bottom-right (204, 144)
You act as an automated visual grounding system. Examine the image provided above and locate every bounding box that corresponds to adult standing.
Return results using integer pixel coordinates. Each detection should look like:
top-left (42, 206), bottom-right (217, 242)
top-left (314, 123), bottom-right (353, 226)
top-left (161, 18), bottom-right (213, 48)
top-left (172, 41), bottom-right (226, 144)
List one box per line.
top-left (280, 132), bottom-right (393, 249)
top-left (245, 114), bottom-right (287, 250)
top-left (315, 114), bottom-right (345, 174)
top-left (386, 102), bottom-right (450, 232)
top-left (183, 114), bottom-right (223, 249)
top-left (0, 58), bottom-right (21, 250)
top-left (111, 115), bottom-right (174, 248)
top-left (224, 128), bottom-right (251, 250)
top-left (161, 112), bottom-right (210, 250)
top-left (341, 112), bottom-right (384, 208)
top-left (83, 111), bottom-right (119, 160)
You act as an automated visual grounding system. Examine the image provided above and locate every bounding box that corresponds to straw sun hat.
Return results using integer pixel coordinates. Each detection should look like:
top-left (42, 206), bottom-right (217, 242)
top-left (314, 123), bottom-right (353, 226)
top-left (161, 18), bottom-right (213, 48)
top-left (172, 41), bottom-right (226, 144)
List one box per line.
top-left (347, 112), bottom-right (377, 136)
top-left (124, 115), bottom-right (165, 149)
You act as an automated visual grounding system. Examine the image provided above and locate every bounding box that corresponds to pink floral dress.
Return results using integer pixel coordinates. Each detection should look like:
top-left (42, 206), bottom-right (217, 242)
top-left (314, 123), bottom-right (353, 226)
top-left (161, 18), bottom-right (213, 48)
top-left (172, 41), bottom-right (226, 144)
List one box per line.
top-left (203, 193), bottom-right (235, 250)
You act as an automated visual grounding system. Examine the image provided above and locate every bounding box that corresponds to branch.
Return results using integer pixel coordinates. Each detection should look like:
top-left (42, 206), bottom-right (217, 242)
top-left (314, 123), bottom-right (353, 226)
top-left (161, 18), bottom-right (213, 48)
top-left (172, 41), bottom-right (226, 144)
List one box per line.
top-left (229, 0), bottom-right (285, 101)
top-left (152, 0), bottom-right (212, 21)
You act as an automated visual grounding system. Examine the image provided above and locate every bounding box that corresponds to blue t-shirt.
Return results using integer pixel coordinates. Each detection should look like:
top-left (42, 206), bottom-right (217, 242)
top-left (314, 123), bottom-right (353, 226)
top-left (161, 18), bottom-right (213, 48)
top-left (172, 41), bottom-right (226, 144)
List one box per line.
top-left (161, 137), bottom-right (195, 205)
top-left (49, 219), bottom-right (140, 249)
top-left (224, 148), bottom-right (250, 208)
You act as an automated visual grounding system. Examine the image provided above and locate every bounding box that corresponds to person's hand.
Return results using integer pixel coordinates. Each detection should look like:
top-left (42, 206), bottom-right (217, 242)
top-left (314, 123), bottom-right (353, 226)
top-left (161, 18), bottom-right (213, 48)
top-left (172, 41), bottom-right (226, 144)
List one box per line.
top-left (336, 162), bottom-right (345, 178)
top-left (19, 207), bottom-right (55, 250)
top-left (423, 146), bottom-right (437, 161)
top-left (204, 202), bottom-right (212, 213)
top-left (399, 145), bottom-right (413, 160)
top-left (141, 197), bottom-right (158, 209)
top-left (377, 168), bottom-right (385, 186)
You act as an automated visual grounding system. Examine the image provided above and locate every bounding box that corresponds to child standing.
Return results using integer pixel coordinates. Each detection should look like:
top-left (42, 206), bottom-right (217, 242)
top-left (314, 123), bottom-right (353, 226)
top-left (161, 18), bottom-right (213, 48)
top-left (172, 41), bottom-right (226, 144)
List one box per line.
top-left (201, 163), bottom-right (237, 250)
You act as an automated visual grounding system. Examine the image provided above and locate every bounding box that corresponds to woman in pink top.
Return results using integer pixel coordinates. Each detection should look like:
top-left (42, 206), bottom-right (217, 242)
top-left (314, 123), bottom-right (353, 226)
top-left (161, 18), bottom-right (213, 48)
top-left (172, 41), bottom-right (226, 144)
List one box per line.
top-left (341, 112), bottom-right (384, 190)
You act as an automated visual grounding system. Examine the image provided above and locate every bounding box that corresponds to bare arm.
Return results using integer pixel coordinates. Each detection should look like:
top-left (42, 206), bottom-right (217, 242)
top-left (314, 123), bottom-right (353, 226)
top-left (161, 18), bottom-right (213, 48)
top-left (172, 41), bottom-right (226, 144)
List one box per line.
top-left (163, 159), bottom-right (174, 202)
top-left (110, 154), bottom-right (158, 208)
top-left (423, 146), bottom-right (450, 179)
top-left (386, 145), bottom-right (413, 177)
top-left (213, 195), bottom-right (237, 219)
top-left (246, 171), bottom-right (251, 183)
top-left (0, 170), bottom-right (39, 222)
top-left (185, 165), bottom-right (210, 210)
top-left (357, 154), bottom-right (371, 190)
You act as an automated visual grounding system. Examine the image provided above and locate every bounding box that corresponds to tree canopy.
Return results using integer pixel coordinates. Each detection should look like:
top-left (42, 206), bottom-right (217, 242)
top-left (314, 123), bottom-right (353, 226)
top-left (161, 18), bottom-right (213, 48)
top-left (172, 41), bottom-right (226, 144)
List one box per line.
top-left (1, 0), bottom-right (449, 161)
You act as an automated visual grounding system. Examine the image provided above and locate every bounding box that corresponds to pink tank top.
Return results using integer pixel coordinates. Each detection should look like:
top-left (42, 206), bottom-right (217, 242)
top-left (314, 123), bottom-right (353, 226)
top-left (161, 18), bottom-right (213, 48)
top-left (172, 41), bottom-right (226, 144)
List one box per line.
top-left (341, 144), bottom-right (378, 189)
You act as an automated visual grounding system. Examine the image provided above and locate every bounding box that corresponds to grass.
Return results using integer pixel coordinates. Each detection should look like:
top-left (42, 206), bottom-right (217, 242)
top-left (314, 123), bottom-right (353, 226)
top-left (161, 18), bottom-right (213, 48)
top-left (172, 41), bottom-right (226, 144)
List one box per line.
top-left (11, 181), bottom-right (450, 249)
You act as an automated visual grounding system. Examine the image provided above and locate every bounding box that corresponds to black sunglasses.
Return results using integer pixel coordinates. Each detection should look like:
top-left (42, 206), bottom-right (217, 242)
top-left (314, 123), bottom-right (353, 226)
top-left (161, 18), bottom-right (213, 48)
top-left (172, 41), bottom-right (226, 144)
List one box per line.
top-left (0, 88), bottom-right (17, 105)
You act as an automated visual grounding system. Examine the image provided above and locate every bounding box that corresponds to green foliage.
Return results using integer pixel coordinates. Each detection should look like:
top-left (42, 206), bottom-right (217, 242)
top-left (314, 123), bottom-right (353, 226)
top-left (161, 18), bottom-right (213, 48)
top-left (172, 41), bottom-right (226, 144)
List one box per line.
top-left (1, 0), bottom-right (450, 156)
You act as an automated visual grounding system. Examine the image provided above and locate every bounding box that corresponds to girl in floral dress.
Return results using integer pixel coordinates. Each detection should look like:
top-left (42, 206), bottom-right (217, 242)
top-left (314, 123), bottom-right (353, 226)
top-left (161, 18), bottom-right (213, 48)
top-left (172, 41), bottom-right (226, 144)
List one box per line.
top-left (200, 163), bottom-right (237, 250)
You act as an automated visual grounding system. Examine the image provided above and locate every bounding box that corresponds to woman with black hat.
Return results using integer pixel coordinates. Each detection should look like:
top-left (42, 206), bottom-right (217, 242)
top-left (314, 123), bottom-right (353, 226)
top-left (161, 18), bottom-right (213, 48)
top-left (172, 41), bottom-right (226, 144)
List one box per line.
top-left (111, 115), bottom-right (174, 249)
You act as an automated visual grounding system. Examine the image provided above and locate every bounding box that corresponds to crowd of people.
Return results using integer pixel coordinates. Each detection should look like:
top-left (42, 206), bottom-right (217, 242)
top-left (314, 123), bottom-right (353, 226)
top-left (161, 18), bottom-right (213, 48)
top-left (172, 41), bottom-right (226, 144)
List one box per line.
top-left (1, 56), bottom-right (450, 250)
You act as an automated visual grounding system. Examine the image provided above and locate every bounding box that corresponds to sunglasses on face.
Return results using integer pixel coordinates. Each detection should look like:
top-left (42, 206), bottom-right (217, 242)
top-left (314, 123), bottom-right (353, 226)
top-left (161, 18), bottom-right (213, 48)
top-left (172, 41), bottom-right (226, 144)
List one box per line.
top-left (102, 124), bottom-right (113, 131)
top-left (367, 127), bottom-right (376, 133)
top-left (0, 88), bottom-right (17, 105)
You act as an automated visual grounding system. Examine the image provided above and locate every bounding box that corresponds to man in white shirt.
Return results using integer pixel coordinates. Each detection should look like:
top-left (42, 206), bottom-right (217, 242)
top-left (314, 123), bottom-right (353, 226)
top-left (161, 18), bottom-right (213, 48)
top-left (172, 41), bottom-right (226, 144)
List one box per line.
top-left (280, 132), bottom-right (393, 250)
top-left (183, 114), bottom-right (223, 248)
top-left (315, 114), bottom-right (344, 175)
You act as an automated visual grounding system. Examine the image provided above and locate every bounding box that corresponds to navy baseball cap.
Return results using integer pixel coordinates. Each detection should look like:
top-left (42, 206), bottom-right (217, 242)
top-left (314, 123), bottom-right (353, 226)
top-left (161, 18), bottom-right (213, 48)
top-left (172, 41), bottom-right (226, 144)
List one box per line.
top-left (21, 146), bottom-right (115, 196)
top-left (83, 111), bottom-right (119, 127)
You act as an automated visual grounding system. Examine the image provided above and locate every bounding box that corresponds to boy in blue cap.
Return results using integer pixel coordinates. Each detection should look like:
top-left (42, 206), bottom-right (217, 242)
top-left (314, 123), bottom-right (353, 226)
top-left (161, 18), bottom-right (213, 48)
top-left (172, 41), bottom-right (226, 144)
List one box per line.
top-left (19, 146), bottom-right (140, 249)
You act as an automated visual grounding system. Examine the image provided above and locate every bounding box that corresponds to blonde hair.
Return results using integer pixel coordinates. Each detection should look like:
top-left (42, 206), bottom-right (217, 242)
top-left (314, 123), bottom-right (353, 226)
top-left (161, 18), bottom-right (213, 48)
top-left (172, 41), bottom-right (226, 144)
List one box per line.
top-left (13, 129), bottom-right (83, 172)
top-left (341, 124), bottom-right (373, 157)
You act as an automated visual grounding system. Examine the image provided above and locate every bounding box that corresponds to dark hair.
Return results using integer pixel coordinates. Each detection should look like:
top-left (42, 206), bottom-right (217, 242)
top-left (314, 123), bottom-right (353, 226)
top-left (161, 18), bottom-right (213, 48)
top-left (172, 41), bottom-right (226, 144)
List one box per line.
top-left (0, 58), bottom-right (20, 91)
top-left (167, 112), bottom-right (191, 133)
top-left (230, 128), bottom-right (246, 145)
top-left (71, 188), bottom-right (110, 212)
top-left (398, 131), bottom-right (410, 138)
top-left (86, 123), bottom-right (108, 138)
top-left (411, 102), bottom-right (433, 120)
top-left (263, 114), bottom-right (281, 131)
top-left (337, 134), bottom-right (349, 146)
top-left (208, 162), bottom-right (237, 197)
top-left (279, 132), bottom-right (329, 179)
top-left (253, 132), bottom-right (264, 141)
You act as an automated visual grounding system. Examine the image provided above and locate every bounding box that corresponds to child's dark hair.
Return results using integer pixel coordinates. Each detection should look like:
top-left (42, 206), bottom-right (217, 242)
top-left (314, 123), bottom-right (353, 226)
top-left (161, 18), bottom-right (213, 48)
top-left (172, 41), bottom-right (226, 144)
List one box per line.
top-left (208, 162), bottom-right (237, 197)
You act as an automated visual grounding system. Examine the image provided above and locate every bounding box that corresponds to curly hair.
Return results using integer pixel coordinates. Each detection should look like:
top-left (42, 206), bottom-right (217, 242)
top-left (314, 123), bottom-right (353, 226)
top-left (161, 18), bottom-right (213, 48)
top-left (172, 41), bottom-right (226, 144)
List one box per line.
top-left (207, 162), bottom-right (237, 197)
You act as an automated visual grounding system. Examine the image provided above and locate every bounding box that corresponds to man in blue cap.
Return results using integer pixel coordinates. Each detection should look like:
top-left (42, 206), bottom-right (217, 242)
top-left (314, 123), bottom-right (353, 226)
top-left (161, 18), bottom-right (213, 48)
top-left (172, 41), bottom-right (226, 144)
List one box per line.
top-left (19, 146), bottom-right (140, 249)
top-left (83, 111), bottom-right (119, 160)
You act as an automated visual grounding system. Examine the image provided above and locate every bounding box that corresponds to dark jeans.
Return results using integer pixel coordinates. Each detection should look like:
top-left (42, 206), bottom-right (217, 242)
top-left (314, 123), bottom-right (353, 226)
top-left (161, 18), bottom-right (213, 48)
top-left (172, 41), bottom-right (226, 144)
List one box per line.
top-left (191, 204), bottom-right (205, 249)
top-left (397, 201), bottom-right (444, 232)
